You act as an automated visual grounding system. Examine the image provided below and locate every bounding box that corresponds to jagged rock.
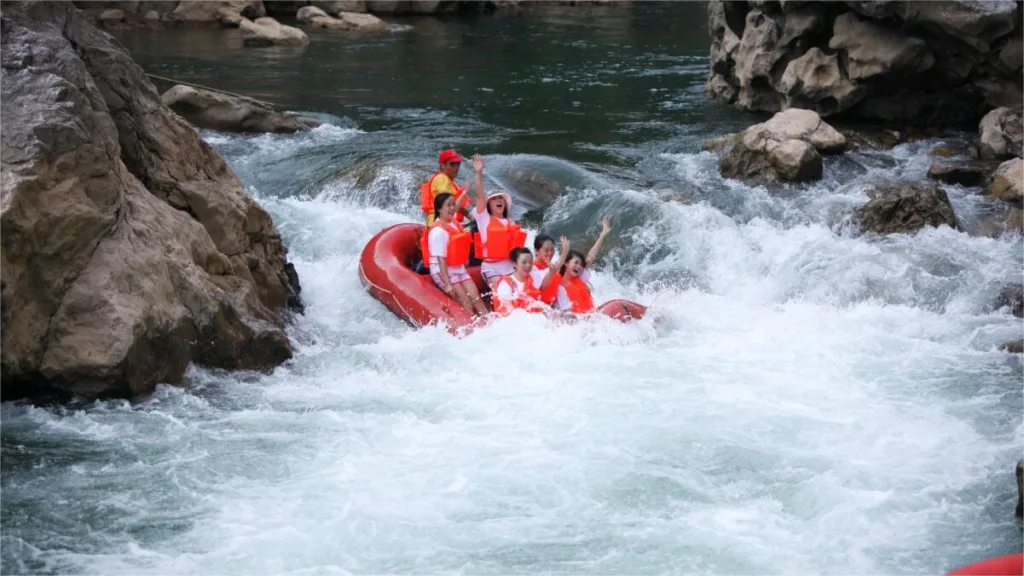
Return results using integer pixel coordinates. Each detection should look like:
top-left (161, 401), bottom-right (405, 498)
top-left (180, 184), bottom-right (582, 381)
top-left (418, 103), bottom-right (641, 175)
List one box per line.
top-left (829, 12), bottom-right (935, 81)
top-left (1, 1), bottom-right (302, 402)
top-left (779, 48), bottom-right (862, 115)
top-left (927, 159), bottom-right (1001, 187)
top-left (241, 16), bottom-right (309, 45)
top-left (979, 106), bottom-right (1024, 160)
top-left (853, 181), bottom-right (960, 235)
top-left (988, 158), bottom-right (1024, 202)
top-left (162, 84), bottom-right (320, 133)
top-left (706, 0), bottom-right (1024, 127)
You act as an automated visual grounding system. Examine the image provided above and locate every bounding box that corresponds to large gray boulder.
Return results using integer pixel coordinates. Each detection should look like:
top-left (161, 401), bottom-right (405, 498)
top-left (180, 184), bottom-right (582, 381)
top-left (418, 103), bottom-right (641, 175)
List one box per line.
top-left (718, 108), bottom-right (846, 184)
top-left (1, 1), bottom-right (302, 402)
top-left (706, 0), bottom-right (1023, 127)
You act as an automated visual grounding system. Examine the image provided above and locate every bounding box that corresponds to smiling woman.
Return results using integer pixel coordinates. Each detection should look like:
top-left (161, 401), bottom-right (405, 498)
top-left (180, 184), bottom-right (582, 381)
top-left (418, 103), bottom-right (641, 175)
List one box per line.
top-left (2, 2), bottom-right (1022, 575)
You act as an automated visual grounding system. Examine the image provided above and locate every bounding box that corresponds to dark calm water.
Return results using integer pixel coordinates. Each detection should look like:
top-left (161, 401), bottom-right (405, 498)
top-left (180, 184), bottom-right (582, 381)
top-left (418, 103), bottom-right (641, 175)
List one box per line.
top-left (3, 4), bottom-right (1022, 575)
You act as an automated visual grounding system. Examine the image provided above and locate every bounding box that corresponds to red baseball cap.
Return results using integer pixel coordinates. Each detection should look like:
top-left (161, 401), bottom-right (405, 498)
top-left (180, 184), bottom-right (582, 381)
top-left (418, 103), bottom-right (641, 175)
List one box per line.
top-left (438, 149), bottom-right (462, 164)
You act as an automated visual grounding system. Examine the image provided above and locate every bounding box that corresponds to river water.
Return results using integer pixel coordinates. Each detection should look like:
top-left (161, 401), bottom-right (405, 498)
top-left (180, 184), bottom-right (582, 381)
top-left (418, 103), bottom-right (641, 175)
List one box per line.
top-left (3, 4), bottom-right (1022, 574)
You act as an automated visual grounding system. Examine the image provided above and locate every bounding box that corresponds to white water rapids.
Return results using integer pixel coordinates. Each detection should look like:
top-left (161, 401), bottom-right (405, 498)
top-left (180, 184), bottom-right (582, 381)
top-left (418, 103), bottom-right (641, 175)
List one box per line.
top-left (2, 123), bottom-right (1021, 575)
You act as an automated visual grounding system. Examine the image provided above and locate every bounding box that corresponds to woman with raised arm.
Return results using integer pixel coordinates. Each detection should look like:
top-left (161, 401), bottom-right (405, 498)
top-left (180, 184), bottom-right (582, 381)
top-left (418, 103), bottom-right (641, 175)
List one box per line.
top-left (545, 217), bottom-right (613, 314)
top-left (471, 154), bottom-right (528, 290)
top-left (420, 192), bottom-right (488, 316)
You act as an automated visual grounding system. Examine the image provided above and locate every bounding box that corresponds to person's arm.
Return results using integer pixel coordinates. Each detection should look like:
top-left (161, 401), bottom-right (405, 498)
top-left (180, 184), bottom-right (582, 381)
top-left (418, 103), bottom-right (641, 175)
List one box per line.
top-left (586, 217), bottom-right (612, 267)
top-left (437, 258), bottom-right (454, 295)
top-left (540, 236), bottom-right (569, 291)
top-left (473, 154), bottom-right (487, 215)
top-left (428, 227), bottom-right (455, 295)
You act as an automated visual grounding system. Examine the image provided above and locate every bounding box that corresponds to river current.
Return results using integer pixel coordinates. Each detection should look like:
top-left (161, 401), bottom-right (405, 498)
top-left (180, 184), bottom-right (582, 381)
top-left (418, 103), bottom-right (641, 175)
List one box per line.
top-left (2, 4), bottom-right (1022, 574)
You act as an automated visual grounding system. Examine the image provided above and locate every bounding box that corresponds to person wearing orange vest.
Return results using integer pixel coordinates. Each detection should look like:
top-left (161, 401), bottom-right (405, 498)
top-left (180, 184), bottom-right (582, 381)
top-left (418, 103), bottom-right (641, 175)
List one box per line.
top-left (469, 154), bottom-right (528, 288)
top-left (420, 149), bottom-right (472, 226)
top-left (493, 247), bottom-right (547, 316)
top-left (530, 233), bottom-right (568, 306)
top-left (421, 192), bottom-right (487, 316)
top-left (543, 217), bottom-right (613, 314)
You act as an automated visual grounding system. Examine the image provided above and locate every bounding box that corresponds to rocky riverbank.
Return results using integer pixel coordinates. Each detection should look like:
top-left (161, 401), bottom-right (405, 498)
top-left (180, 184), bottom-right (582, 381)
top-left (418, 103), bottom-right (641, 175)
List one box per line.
top-left (704, 0), bottom-right (1023, 525)
top-left (707, 0), bottom-right (1022, 129)
top-left (1, 0), bottom-right (303, 402)
top-left (75, 0), bottom-right (631, 41)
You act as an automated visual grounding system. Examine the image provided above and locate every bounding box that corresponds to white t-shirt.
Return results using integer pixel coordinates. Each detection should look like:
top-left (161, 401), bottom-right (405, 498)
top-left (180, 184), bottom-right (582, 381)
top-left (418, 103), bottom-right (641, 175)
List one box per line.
top-left (427, 225), bottom-right (467, 273)
top-left (494, 275), bottom-right (528, 303)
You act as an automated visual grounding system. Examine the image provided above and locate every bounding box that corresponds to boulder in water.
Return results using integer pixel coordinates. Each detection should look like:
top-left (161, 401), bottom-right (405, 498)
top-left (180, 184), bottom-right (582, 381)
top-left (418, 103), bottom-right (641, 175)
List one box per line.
top-left (1001, 340), bottom-right (1024, 354)
top-left (988, 158), bottom-right (1024, 203)
top-left (241, 16), bottom-right (310, 46)
top-left (162, 84), bottom-right (320, 133)
top-left (995, 284), bottom-right (1023, 318)
top-left (719, 108), bottom-right (845, 184)
top-left (979, 106), bottom-right (1024, 160)
top-left (1, 1), bottom-right (302, 402)
top-left (296, 5), bottom-right (391, 30)
top-left (853, 181), bottom-right (960, 235)
top-left (927, 159), bottom-right (1001, 187)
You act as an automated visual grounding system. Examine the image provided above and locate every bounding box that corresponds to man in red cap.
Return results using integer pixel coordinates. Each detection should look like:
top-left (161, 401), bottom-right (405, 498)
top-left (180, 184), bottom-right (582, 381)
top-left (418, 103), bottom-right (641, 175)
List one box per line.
top-left (420, 148), bottom-right (472, 226)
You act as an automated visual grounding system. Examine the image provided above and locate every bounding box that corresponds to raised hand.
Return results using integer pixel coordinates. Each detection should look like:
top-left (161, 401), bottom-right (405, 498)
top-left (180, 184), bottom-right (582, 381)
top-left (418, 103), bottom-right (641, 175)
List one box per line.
top-left (473, 154), bottom-right (485, 173)
top-left (559, 235), bottom-right (570, 255)
top-left (601, 216), bottom-right (612, 235)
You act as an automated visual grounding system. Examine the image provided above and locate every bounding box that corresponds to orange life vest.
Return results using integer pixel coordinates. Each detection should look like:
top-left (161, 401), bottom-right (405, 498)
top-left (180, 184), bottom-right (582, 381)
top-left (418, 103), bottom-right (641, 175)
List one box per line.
top-left (420, 174), bottom-right (470, 225)
top-left (420, 221), bottom-right (471, 268)
top-left (561, 277), bottom-right (595, 314)
top-left (494, 275), bottom-right (544, 316)
top-left (532, 261), bottom-right (561, 305)
top-left (473, 216), bottom-right (527, 262)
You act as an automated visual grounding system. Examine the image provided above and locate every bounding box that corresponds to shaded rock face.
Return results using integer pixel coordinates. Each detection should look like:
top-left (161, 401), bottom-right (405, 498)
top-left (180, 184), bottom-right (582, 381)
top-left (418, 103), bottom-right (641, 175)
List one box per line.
top-left (1, 1), bottom-right (302, 402)
top-left (707, 0), bottom-right (1024, 128)
top-left (853, 181), bottom-right (960, 235)
top-left (718, 108), bottom-right (846, 184)
top-left (162, 84), bottom-right (320, 133)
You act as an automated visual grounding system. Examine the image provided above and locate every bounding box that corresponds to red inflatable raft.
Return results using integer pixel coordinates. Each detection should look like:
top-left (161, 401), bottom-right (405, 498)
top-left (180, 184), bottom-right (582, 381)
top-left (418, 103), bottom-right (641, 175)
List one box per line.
top-left (358, 223), bottom-right (647, 334)
top-left (947, 554), bottom-right (1023, 576)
